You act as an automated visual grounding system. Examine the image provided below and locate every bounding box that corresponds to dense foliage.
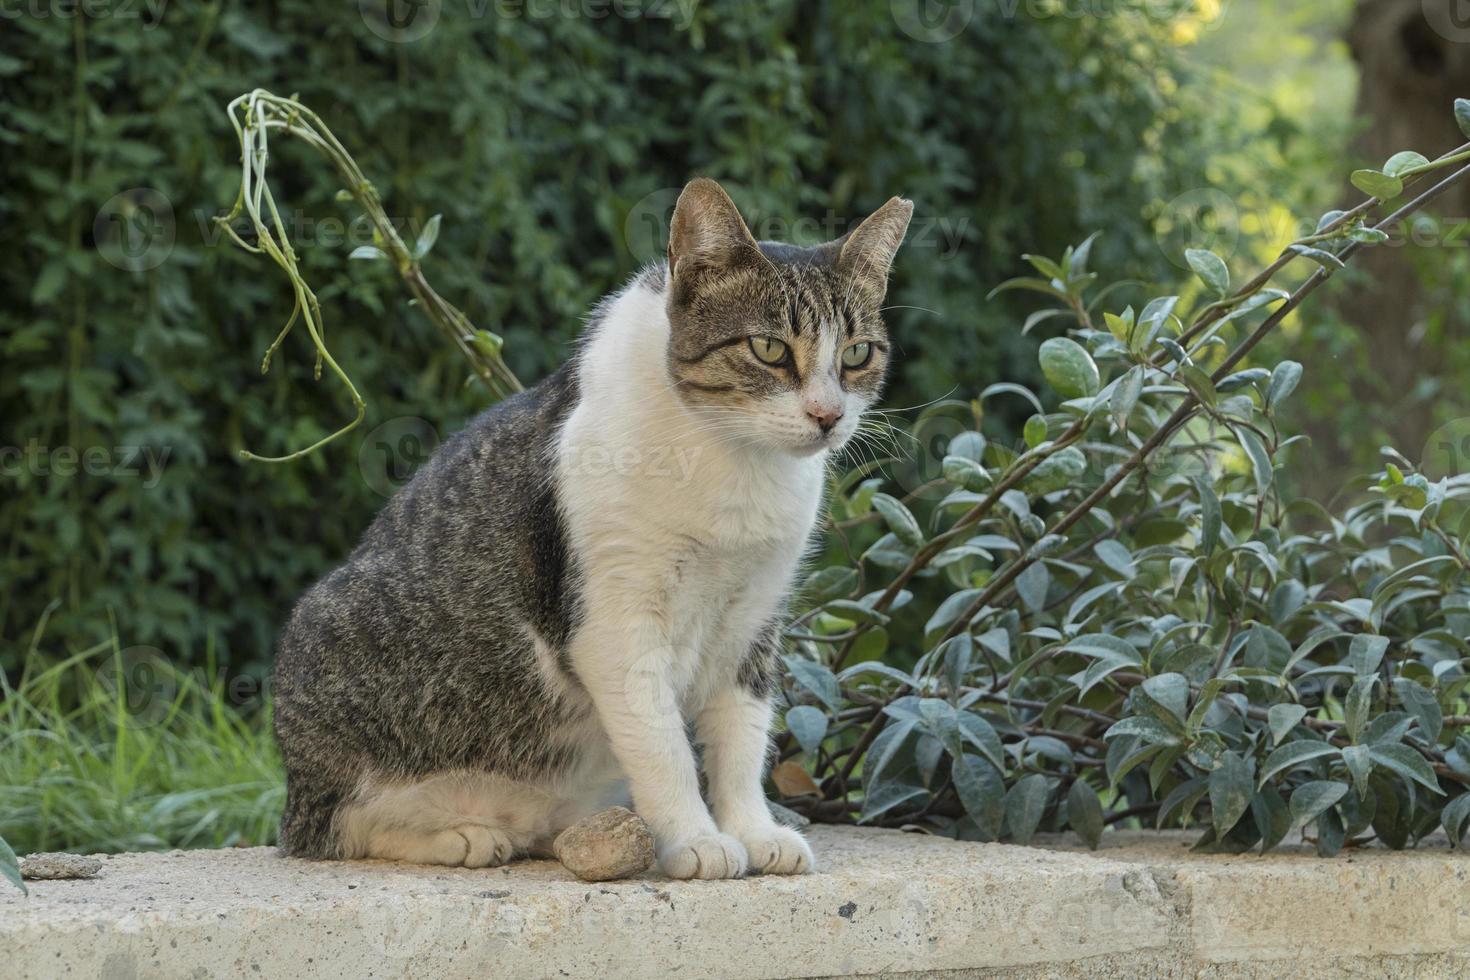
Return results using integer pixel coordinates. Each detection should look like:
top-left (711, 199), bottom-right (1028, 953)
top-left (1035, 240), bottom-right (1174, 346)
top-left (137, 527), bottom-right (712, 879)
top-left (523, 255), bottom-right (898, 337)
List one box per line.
top-left (775, 126), bottom-right (1470, 853)
top-left (0, 4), bottom-right (1218, 673)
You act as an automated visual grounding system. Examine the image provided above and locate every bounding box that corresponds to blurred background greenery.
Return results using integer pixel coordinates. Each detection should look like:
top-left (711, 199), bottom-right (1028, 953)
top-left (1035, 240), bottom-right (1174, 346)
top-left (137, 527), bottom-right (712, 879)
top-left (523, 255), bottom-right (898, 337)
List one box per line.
top-left (3, 0), bottom-right (1469, 849)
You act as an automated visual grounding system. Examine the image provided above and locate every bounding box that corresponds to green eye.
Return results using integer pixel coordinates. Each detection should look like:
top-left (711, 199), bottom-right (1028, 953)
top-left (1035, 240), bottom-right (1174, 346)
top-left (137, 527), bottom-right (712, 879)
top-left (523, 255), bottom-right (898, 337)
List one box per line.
top-left (749, 336), bottom-right (789, 365)
top-left (842, 342), bottom-right (873, 369)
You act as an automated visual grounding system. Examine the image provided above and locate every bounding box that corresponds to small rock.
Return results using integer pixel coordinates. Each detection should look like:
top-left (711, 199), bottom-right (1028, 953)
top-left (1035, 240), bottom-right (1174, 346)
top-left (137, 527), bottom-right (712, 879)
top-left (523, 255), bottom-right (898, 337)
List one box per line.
top-left (20, 853), bottom-right (102, 880)
top-left (553, 806), bottom-right (654, 882)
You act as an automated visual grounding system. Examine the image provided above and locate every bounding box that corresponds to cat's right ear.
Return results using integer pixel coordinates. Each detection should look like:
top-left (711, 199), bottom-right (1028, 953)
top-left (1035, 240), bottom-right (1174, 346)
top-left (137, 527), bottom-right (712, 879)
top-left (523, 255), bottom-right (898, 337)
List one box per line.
top-left (667, 178), bottom-right (766, 279)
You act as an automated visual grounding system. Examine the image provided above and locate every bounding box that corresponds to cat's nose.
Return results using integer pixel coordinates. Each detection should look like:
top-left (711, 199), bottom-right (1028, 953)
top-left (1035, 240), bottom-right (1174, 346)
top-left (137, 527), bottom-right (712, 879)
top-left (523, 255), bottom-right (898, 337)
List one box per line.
top-left (805, 404), bottom-right (844, 434)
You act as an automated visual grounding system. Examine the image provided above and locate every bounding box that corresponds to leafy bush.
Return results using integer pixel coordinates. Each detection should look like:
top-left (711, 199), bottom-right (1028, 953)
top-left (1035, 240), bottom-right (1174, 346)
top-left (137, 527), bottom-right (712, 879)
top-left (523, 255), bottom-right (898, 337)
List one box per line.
top-left (773, 119), bottom-right (1470, 854)
top-left (1, 5), bottom-right (1220, 674)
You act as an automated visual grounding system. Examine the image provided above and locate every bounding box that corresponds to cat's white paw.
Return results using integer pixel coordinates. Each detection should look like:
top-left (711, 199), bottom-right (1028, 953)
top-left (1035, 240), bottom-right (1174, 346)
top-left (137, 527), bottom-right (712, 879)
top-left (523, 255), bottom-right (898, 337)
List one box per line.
top-left (736, 825), bottom-right (815, 875)
top-left (658, 832), bottom-right (749, 879)
top-left (418, 826), bottom-right (518, 868)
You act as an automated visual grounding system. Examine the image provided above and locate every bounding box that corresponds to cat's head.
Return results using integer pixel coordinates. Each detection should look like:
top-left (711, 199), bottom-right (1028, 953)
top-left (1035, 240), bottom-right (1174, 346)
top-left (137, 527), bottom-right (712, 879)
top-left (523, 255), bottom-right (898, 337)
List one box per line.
top-left (663, 178), bottom-right (913, 457)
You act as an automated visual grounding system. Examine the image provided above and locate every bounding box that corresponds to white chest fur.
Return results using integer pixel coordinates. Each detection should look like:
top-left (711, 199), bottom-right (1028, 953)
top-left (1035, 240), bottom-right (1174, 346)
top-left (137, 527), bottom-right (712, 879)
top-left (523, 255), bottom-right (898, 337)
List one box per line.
top-left (555, 279), bottom-right (824, 707)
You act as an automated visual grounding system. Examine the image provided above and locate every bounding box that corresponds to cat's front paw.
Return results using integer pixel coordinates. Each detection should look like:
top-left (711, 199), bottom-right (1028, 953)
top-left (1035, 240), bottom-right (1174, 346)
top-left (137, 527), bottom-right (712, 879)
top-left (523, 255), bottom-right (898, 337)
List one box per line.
top-left (658, 832), bottom-right (748, 880)
top-left (735, 825), bottom-right (814, 875)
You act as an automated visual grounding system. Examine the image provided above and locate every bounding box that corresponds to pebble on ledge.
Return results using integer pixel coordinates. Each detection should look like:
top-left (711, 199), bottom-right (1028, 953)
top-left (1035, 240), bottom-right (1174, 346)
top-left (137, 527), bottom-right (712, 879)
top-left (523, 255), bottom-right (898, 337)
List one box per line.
top-left (552, 806), bottom-right (655, 882)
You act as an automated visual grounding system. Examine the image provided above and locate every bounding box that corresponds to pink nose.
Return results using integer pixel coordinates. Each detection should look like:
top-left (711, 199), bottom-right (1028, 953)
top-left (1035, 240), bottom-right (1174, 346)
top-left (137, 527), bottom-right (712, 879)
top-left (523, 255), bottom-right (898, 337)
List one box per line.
top-left (805, 404), bottom-right (844, 433)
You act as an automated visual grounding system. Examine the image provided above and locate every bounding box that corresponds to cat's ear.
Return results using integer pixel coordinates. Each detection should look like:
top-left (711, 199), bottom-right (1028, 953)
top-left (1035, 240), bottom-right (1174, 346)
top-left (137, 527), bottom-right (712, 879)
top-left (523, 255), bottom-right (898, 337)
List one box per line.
top-left (668, 178), bottom-right (766, 278)
top-left (836, 196), bottom-right (914, 292)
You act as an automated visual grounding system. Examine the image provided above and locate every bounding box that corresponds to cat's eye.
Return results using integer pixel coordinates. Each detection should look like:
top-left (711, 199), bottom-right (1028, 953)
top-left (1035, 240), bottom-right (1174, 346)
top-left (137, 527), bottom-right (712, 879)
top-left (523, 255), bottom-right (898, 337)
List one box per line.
top-left (842, 342), bottom-right (873, 369)
top-left (749, 336), bottom-right (789, 365)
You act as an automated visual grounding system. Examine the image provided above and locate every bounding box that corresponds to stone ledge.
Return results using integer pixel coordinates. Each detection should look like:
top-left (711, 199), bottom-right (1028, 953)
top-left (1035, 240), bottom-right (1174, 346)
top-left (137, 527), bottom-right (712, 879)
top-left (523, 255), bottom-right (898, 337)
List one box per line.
top-left (4, 826), bottom-right (1468, 979)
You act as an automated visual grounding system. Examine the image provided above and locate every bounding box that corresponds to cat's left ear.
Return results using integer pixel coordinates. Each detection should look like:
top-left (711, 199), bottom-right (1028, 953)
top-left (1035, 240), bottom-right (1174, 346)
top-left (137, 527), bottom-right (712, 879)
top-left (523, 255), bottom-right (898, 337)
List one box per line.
top-left (836, 196), bottom-right (914, 293)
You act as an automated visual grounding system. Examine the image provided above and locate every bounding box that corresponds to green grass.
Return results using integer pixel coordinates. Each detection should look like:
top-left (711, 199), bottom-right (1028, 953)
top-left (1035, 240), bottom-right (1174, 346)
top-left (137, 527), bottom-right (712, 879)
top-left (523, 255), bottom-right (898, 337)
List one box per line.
top-left (1, 628), bottom-right (283, 855)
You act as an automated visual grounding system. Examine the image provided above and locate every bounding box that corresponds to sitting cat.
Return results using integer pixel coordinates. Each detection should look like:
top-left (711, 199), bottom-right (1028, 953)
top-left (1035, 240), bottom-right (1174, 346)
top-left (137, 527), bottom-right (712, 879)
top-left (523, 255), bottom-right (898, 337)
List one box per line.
top-left (271, 178), bottom-right (912, 879)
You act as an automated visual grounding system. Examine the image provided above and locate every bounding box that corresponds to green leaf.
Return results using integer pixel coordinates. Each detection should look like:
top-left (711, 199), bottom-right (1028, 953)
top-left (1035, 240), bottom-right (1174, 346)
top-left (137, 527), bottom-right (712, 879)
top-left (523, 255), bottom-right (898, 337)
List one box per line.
top-left (823, 600), bottom-right (890, 626)
top-left (803, 567), bottom-right (858, 602)
top-left (784, 705), bottom-right (828, 757)
top-left (1394, 677), bottom-right (1443, 744)
top-left (1184, 248), bottom-right (1229, 297)
top-left (1252, 787), bottom-right (1291, 853)
top-left (1067, 779), bottom-right (1104, 850)
top-left (782, 656), bottom-right (842, 712)
top-left (1382, 151), bottom-right (1429, 177)
top-left (1193, 476), bottom-right (1221, 556)
top-left (1015, 560), bottom-right (1050, 613)
top-left (1141, 672), bottom-right (1189, 723)
top-left (865, 716), bottom-right (919, 784)
top-left (1288, 244), bottom-right (1346, 270)
top-left (0, 835), bottom-right (24, 896)
top-left (1209, 751), bottom-right (1253, 837)
top-left (1021, 447), bottom-right (1087, 496)
top-left (1038, 337), bottom-right (1100, 398)
top-left (1289, 780), bottom-right (1348, 830)
top-left (1258, 740), bottom-right (1339, 786)
top-left (1268, 704), bottom-right (1307, 745)
top-left (953, 713), bottom-right (1003, 774)
top-left (1094, 540), bottom-right (1136, 578)
top-left (1458, 98), bottom-right (1470, 139)
top-left (952, 753), bottom-right (1005, 840)
top-left (413, 213), bottom-right (443, 259)
top-left (987, 276), bottom-right (1066, 301)
top-left (1023, 414), bottom-right (1047, 449)
top-left (1342, 744), bottom-right (1374, 799)
top-left (1346, 634), bottom-right (1390, 676)
top-left (1442, 793), bottom-right (1470, 847)
top-left (1110, 364), bottom-right (1144, 433)
top-left (858, 781), bottom-right (927, 824)
top-left (942, 455), bottom-right (990, 492)
top-left (870, 493), bottom-right (923, 546)
top-left (1005, 773), bottom-right (1050, 845)
top-left (1345, 675), bottom-right (1376, 744)
top-left (1265, 361), bottom-right (1302, 409)
top-left (1350, 169), bottom-right (1404, 200)
top-left (1236, 427), bottom-right (1274, 498)
top-left (1369, 743), bottom-right (1442, 795)
top-left (348, 244), bottom-right (387, 261)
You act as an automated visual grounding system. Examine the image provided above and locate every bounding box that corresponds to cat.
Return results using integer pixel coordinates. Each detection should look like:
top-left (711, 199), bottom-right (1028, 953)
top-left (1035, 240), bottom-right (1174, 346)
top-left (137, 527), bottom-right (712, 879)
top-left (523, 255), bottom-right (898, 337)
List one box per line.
top-left (271, 178), bottom-right (912, 879)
